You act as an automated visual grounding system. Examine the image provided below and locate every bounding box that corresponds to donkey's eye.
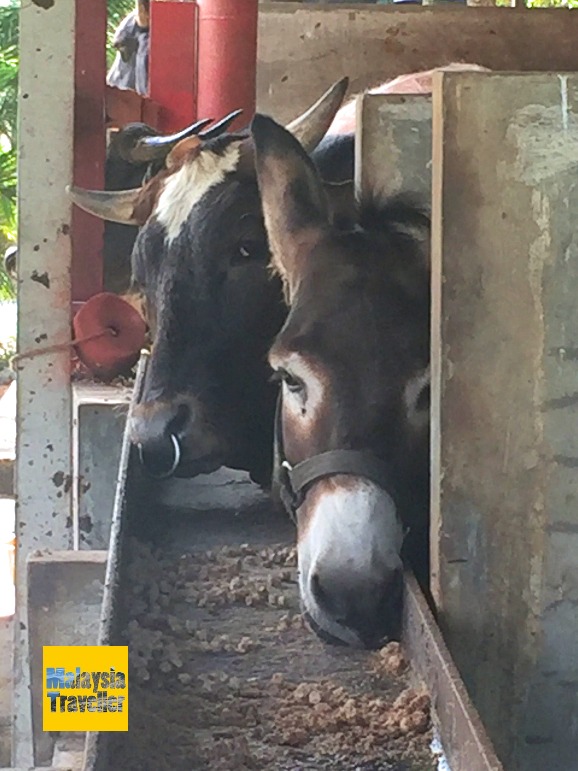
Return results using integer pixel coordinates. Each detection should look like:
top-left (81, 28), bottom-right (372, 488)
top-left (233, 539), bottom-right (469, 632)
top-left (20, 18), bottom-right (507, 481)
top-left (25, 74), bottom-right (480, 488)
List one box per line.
top-left (279, 369), bottom-right (305, 395)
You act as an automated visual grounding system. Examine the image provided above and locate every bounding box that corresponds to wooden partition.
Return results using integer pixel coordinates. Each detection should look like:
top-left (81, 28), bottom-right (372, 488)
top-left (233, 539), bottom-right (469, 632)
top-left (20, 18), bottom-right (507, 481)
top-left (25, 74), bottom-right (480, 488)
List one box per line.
top-left (356, 72), bottom-right (578, 770)
top-left (431, 71), bottom-right (578, 771)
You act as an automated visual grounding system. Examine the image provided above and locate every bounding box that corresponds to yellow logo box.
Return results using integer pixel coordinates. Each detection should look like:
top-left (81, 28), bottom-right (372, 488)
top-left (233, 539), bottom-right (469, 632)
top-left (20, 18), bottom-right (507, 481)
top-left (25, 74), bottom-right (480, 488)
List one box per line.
top-left (43, 646), bottom-right (128, 732)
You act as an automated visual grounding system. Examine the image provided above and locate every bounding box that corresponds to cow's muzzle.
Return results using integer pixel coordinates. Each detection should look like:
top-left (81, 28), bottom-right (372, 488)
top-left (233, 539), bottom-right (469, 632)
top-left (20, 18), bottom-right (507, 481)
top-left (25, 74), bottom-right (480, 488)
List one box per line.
top-left (137, 432), bottom-right (181, 478)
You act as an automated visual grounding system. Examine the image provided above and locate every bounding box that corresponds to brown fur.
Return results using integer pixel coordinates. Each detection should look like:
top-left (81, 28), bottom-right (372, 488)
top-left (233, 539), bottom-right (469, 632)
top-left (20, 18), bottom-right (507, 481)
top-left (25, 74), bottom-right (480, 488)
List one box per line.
top-left (328, 62), bottom-right (490, 135)
top-left (136, 0), bottom-right (149, 28)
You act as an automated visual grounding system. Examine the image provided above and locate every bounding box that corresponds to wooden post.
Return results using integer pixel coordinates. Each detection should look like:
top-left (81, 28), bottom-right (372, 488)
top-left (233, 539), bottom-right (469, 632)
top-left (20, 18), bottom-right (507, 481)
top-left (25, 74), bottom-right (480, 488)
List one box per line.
top-left (355, 93), bottom-right (432, 203)
top-left (431, 70), bottom-right (578, 769)
top-left (72, 0), bottom-right (107, 303)
top-left (149, 0), bottom-right (198, 133)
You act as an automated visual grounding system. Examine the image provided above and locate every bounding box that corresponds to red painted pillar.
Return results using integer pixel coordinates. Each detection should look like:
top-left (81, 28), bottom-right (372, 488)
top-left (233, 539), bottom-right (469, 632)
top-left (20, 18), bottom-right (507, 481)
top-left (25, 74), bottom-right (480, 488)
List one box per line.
top-left (72, 0), bottom-right (106, 303)
top-left (149, 1), bottom-right (198, 133)
top-left (196, 0), bottom-right (258, 131)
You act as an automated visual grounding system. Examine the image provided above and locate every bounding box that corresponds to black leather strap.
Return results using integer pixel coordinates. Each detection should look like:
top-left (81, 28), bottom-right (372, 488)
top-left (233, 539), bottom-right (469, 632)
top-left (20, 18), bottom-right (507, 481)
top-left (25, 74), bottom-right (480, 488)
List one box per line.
top-left (274, 392), bottom-right (393, 519)
top-left (288, 449), bottom-right (391, 498)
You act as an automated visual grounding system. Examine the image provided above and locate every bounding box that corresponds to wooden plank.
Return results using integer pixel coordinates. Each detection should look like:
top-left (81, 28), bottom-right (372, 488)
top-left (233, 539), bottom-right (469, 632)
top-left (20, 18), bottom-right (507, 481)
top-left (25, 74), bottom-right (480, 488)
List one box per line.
top-left (355, 92), bottom-right (432, 203)
top-left (257, 4), bottom-right (578, 124)
top-left (403, 575), bottom-right (503, 771)
top-left (105, 86), bottom-right (161, 130)
top-left (15, 1), bottom-right (77, 764)
top-left (72, 0), bottom-right (106, 302)
top-left (355, 84), bottom-right (501, 769)
top-left (431, 70), bottom-right (578, 770)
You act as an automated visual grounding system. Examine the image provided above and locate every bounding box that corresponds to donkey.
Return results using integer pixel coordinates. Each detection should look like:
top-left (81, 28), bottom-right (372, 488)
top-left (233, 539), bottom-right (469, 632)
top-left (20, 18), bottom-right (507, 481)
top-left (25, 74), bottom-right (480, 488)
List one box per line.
top-left (251, 114), bottom-right (431, 648)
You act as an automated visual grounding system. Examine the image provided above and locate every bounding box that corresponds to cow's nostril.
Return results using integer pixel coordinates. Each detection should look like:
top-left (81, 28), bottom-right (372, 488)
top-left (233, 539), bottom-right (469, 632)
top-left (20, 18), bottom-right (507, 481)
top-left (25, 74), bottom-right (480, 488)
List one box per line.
top-left (168, 403), bottom-right (191, 437)
top-left (137, 433), bottom-right (181, 478)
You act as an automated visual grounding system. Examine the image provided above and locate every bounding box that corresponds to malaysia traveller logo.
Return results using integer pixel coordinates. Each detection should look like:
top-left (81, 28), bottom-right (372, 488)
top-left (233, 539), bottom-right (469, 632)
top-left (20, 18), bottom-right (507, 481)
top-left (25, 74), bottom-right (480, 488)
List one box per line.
top-left (43, 646), bottom-right (128, 731)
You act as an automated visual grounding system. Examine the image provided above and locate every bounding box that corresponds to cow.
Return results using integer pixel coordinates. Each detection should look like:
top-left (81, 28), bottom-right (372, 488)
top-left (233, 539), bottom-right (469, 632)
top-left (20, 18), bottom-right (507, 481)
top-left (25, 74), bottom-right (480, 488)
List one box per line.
top-left (68, 64), bottom-right (485, 488)
top-left (106, 0), bottom-right (150, 97)
top-left (252, 113), bottom-right (430, 647)
top-left (69, 80), bottom-right (350, 487)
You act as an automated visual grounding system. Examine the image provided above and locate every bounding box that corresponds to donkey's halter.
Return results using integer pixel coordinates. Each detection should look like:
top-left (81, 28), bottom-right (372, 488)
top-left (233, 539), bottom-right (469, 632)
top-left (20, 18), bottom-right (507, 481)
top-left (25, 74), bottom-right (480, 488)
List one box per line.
top-left (274, 393), bottom-right (395, 522)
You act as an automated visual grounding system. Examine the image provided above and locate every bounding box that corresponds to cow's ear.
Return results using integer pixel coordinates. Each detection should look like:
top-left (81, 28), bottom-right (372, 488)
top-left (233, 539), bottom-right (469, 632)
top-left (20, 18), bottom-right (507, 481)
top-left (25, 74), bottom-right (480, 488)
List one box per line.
top-left (251, 114), bottom-right (330, 302)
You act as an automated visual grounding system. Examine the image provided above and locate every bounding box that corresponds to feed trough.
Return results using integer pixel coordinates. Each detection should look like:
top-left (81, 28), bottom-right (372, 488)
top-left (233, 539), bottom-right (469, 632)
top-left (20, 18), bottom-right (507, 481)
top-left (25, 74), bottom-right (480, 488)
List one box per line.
top-left (81, 353), bottom-right (502, 771)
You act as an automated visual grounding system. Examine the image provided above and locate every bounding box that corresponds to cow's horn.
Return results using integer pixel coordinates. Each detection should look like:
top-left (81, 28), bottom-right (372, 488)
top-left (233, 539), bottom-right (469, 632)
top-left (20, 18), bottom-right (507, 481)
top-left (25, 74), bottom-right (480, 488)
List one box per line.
top-left (198, 109), bottom-right (244, 140)
top-left (66, 185), bottom-right (142, 225)
top-left (285, 77), bottom-right (349, 152)
top-left (131, 117), bottom-right (215, 162)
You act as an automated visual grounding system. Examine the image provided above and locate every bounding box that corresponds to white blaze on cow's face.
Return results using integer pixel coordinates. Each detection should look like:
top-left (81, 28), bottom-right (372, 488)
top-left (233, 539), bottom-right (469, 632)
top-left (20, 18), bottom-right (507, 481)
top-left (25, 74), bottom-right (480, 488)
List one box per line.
top-left (270, 351), bottom-right (405, 648)
top-left (155, 142), bottom-right (242, 244)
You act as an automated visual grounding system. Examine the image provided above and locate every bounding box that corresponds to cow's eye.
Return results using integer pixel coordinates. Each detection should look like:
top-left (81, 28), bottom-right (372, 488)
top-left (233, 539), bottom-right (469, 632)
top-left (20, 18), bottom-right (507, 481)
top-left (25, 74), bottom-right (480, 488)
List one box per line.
top-left (233, 240), bottom-right (267, 264)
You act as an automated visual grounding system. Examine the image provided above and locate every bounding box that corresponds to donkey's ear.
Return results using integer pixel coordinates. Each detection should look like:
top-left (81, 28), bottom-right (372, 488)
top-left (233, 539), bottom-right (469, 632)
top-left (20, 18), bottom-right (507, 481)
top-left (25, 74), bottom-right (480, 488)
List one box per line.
top-left (251, 114), bottom-right (330, 301)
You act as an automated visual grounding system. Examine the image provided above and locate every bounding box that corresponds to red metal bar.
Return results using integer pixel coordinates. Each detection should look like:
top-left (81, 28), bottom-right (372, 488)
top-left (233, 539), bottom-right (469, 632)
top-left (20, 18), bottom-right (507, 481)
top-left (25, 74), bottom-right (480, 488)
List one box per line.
top-left (149, 1), bottom-right (198, 133)
top-left (196, 0), bottom-right (258, 132)
top-left (72, 0), bottom-right (107, 303)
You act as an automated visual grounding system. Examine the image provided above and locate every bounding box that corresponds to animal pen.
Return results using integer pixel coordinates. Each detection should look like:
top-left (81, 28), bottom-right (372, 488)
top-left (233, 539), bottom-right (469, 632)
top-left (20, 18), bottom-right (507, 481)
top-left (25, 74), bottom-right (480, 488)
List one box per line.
top-left (6, 1), bottom-right (578, 770)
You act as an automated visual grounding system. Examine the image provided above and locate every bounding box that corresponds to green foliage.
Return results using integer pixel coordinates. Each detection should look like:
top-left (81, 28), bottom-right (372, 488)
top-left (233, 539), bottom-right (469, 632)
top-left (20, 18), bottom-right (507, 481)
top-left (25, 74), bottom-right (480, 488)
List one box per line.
top-left (107, 0), bottom-right (137, 68)
top-left (526, 0), bottom-right (578, 5)
top-left (0, 335), bottom-right (15, 370)
top-left (0, 2), bottom-right (17, 299)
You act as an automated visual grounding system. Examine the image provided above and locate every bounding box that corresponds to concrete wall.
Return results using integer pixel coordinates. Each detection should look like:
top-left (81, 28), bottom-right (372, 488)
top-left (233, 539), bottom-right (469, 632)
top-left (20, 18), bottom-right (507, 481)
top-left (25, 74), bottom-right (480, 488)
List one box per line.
top-left (431, 71), bottom-right (578, 771)
top-left (257, 4), bottom-right (578, 123)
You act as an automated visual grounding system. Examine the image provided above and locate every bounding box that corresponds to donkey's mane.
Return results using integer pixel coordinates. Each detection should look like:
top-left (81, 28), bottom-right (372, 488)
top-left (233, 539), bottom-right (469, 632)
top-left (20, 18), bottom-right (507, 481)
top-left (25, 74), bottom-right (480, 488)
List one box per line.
top-left (357, 193), bottom-right (430, 239)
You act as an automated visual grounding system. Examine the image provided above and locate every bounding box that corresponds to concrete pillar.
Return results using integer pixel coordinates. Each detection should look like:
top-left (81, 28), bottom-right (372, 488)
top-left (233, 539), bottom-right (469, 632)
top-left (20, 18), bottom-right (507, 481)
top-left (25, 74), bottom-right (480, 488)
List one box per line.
top-left (15, 2), bottom-right (78, 764)
top-left (431, 71), bottom-right (578, 770)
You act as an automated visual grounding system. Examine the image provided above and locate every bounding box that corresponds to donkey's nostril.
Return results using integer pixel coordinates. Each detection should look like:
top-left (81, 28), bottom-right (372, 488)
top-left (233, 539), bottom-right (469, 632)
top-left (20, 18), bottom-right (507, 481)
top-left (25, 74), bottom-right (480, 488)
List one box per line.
top-left (309, 567), bottom-right (404, 648)
top-left (310, 572), bottom-right (341, 619)
top-left (138, 433), bottom-right (181, 478)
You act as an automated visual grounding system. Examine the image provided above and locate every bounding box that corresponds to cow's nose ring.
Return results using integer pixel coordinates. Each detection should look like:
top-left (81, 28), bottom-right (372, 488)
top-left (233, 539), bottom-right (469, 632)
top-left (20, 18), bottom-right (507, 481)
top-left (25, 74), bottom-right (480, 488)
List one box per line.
top-left (137, 433), bottom-right (181, 479)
